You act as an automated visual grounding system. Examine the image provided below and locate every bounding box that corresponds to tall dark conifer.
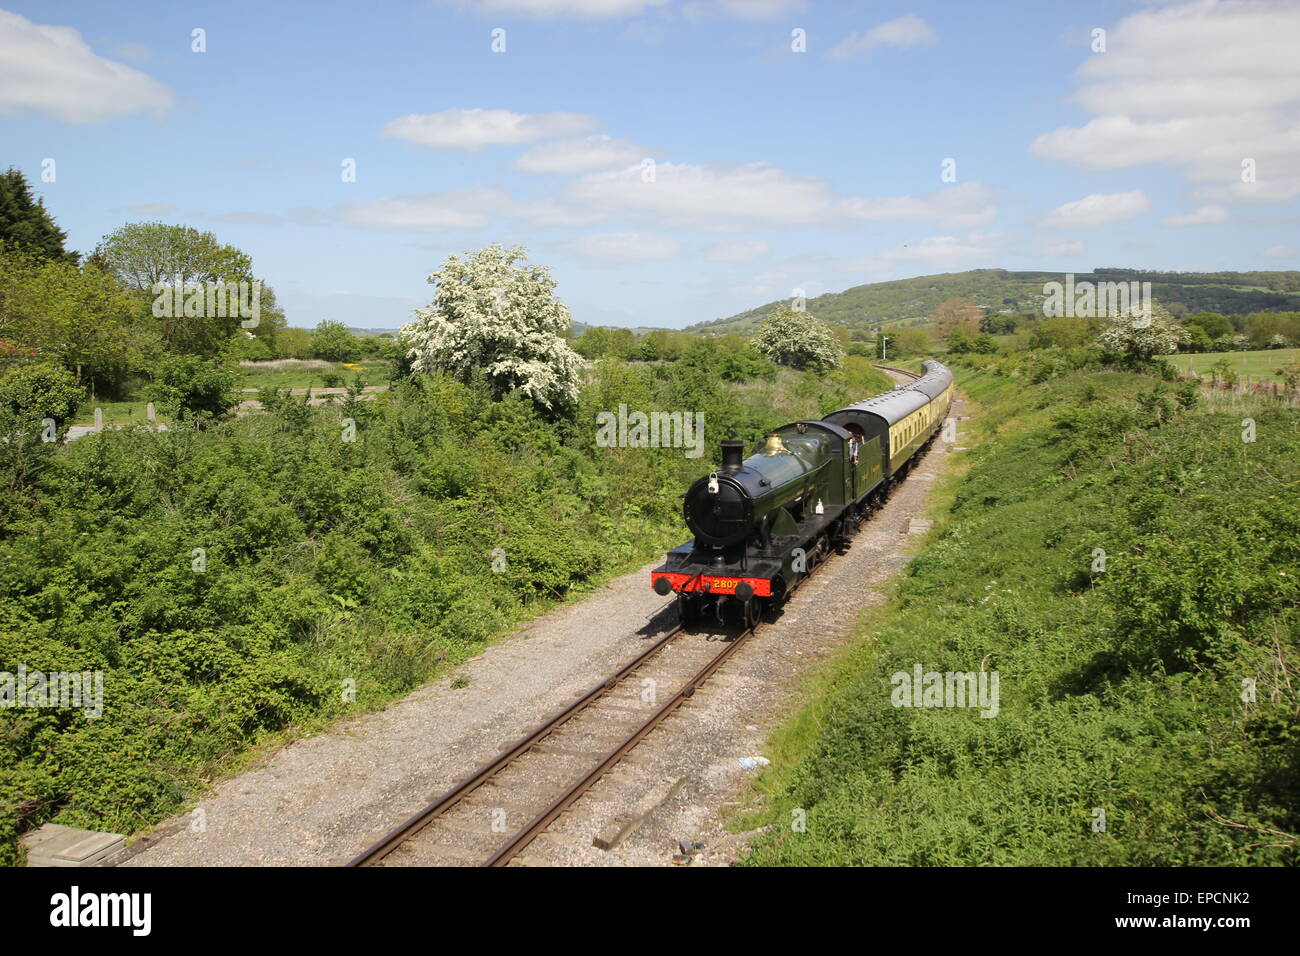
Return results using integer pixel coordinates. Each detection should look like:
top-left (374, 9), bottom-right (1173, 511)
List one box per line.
top-left (0, 168), bottom-right (76, 263)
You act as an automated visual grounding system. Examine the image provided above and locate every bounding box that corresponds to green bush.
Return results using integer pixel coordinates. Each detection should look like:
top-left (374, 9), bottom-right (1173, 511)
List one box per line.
top-left (0, 362), bottom-right (83, 422)
top-left (146, 356), bottom-right (240, 423)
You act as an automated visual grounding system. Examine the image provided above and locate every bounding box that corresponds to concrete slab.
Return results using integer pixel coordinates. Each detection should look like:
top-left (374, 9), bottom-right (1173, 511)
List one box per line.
top-left (22, 823), bottom-right (124, 867)
top-left (907, 519), bottom-right (934, 535)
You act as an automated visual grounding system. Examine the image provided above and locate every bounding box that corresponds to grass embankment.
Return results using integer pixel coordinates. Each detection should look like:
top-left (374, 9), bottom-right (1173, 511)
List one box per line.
top-left (0, 354), bottom-right (891, 864)
top-left (740, 365), bottom-right (1299, 865)
top-left (1170, 347), bottom-right (1300, 381)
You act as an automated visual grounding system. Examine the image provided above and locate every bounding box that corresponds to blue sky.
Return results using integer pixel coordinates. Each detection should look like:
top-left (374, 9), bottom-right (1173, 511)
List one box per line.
top-left (3, 0), bottom-right (1298, 330)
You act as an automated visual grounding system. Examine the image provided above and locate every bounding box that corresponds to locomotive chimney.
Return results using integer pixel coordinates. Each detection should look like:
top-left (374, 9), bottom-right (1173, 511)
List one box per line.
top-left (721, 440), bottom-right (744, 471)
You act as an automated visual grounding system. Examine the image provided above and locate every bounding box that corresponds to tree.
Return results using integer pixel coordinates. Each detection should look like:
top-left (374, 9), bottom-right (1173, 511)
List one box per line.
top-left (0, 168), bottom-right (75, 263)
top-left (311, 320), bottom-right (359, 362)
top-left (1183, 324), bottom-right (1213, 353)
top-left (276, 327), bottom-right (314, 359)
top-left (146, 355), bottom-right (240, 423)
top-left (94, 222), bottom-right (283, 357)
top-left (884, 327), bottom-right (932, 358)
top-left (1244, 311), bottom-right (1300, 348)
top-left (0, 246), bottom-right (139, 395)
top-left (752, 303), bottom-right (844, 371)
top-left (930, 297), bottom-right (982, 338)
top-left (573, 326), bottom-right (611, 359)
top-left (94, 222), bottom-right (252, 291)
top-left (0, 362), bottom-right (83, 423)
top-left (980, 314), bottom-right (1017, 334)
top-left (400, 244), bottom-right (583, 410)
top-left (1183, 312), bottom-right (1232, 340)
top-left (1097, 305), bottom-right (1188, 362)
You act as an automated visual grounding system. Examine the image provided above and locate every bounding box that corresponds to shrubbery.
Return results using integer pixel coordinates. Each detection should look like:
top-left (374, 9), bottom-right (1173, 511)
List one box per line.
top-left (0, 351), bottom-right (880, 863)
top-left (742, 366), bottom-right (1299, 866)
top-left (146, 356), bottom-right (241, 423)
top-left (0, 362), bottom-right (83, 422)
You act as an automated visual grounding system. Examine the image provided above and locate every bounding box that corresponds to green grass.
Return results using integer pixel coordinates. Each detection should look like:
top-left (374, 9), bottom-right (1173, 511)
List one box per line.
top-left (1170, 348), bottom-right (1300, 380)
top-left (736, 364), bottom-right (1299, 866)
top-left (68, 359), bottom-right (391, 426)
top-left (238, 359), bottom-right (388, 391)
top-left (70, 400), bottom-right (166, 427)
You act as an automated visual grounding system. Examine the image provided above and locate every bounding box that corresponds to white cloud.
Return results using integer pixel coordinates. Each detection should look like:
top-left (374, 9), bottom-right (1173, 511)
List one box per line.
top-left (828, 15), bottom-right (936, 60)
top-left (110, 41), bottom-right (151, 64)
top-left (339, 187), bottom-right (513, 231)
top-left (554, 231), bottom-right (683, 264)
top-left (515, 134), bottom-right (652, 173)
top-left (1043, 240), bottom-right (1086, 256)
top-left (1038, 190), bottom-right (1152, 229)
top-left (840, 182), bottom-right (998, 230)
top-left (1030, 0), bottom-right (1300, 204)
top-left (328, 163), bottom-right (995, 235)
top-left (562, 162), bottom-right (996, 231)
top-left (1162, 204), bottom-right (1229, 227)
top-left (381, 109), bottom-right (599, 151)
top-left (705, 239), bottom-right (771, 261)
top-left (1260, 244), bottom-right (1299, 258)
top-left (0, 10), bottom-right (173, 123)
top-left (871, 232), bottom-right (1009, 271)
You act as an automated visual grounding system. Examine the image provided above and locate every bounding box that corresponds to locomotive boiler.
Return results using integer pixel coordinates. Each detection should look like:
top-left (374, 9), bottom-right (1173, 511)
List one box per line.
top-left (651, 360), bottom-right (954, 625)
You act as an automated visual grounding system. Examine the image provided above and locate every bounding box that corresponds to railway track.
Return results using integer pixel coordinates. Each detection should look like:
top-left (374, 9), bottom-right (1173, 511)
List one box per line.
top-left (346, 363), bottom-right (931, 868)
top-left (347, 540), bottom-right (870, 867)
top-left (873, 363), bottom-right (922, 382)
top-left (345, 615), bottom-right (739, 867)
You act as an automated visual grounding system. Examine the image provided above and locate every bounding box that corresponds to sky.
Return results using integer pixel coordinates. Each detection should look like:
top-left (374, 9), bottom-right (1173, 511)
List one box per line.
top-left (2, 0), bottom-right (1299, 330)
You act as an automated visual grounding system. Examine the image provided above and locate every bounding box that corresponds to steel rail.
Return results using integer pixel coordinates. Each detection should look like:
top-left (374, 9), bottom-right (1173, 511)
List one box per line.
top-left (872, 363), bottom-right (922, 381)
top-left (482, 621), bottom-right (759, 866)
top-left (345, 621), bottom-right (684, 867)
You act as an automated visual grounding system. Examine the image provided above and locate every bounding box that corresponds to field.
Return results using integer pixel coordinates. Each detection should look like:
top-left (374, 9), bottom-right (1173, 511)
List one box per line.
top-left (238, 359), bottom-right (390, 391)
top-left (67, 360), bottom-right (393, 426)
top-left (1169, 347), bottom-right (1300, 380)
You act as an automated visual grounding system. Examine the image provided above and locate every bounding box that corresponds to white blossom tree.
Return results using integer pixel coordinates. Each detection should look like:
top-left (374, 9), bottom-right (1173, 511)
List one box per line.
top-left (1096, 304), bottom-right (1188, 362)
top-left (400, 244), bottom-right (583, 410)
top-left (752, 303), bottom-right (845, 371)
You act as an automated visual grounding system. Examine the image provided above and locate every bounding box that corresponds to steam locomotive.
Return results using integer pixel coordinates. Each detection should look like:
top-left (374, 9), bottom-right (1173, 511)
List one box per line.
top-left (650, 360), bottom-right (954, 625)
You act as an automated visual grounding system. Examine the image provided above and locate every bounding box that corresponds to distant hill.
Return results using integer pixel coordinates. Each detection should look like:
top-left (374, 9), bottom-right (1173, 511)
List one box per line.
top-left (692, 268), bottom-right (1300, 334)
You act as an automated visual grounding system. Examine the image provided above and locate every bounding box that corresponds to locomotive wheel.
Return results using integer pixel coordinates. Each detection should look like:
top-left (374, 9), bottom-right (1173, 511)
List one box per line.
top-left (741, 598), bottom-right (760, 629)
